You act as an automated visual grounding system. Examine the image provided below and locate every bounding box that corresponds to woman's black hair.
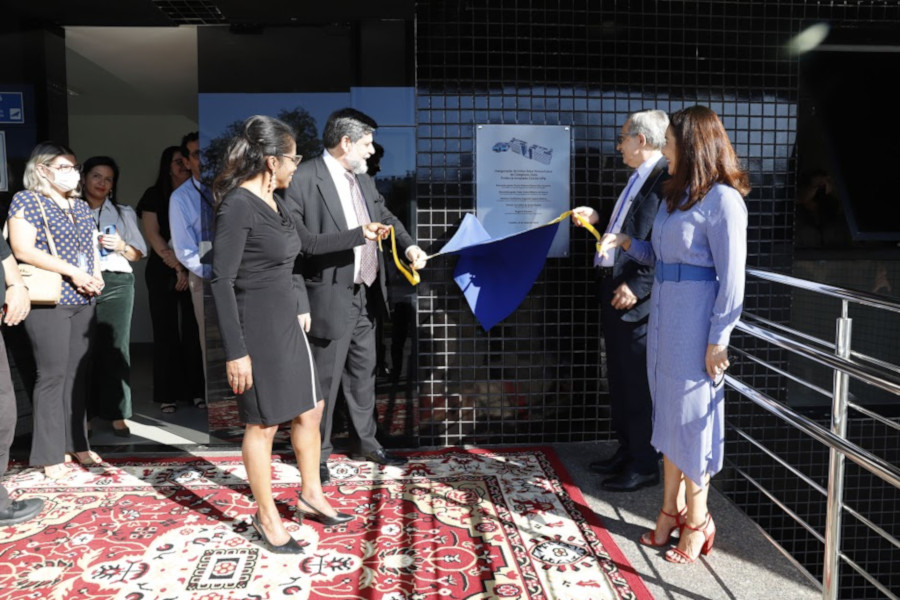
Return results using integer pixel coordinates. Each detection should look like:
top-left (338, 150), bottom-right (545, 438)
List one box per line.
top-left (154, 145), bottom-right (184, 201)
top-left (212, 115), bottom-right (295, 208)
top-left (81, 155), bottom-right (121, 215)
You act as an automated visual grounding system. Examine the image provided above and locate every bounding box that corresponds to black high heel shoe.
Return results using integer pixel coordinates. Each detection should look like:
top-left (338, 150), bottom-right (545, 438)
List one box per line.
top-left (297, 493), bottom-right (354, 526)
top-left (251, 513), bottom-right (304, 554)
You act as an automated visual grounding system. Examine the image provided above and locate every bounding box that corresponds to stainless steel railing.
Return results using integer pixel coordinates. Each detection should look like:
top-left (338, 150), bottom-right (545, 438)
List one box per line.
top-left (728, 268), bottom-right (900, 600)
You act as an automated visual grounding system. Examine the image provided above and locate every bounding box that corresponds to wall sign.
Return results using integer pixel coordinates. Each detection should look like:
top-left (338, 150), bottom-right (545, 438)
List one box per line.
top-left (0, 92), bottom-right (25, 124)
top-left (475, 124), bottom-right (571, 257)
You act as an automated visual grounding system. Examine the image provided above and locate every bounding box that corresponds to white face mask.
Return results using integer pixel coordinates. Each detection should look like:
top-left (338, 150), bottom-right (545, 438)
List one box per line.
top-left (51, 169), bottom-right (81, 193)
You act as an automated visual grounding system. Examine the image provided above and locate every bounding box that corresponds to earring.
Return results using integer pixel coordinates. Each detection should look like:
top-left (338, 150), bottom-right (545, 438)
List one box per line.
top-left (266, 168), bottom-right (275, 195)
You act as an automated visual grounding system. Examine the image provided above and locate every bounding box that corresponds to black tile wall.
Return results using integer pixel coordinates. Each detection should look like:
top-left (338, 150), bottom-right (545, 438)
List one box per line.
top-left (415, 1), bottom-right (899, 596)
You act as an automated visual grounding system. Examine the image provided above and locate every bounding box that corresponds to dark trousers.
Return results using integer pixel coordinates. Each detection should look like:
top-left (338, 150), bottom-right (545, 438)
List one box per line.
top-left (599, 277), bottom-right (657, 473)
top-left (310, 285), bottom-right (379, 461)
top-left (24, 303), bottom-right (95, 467)
top-left (0, 334), bottom-right (15, 511)
top-left (89, 271), bottom-right (134, 420)
top-left (145, 255), bottom-right (204, 404)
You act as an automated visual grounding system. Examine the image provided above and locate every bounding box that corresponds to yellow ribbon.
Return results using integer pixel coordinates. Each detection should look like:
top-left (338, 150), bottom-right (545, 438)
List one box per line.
top-left (378, 226), bottom-right (421, 286)
top-left (380, 211), bottom-right (603, 287)
top-left (553, 210), bottom-right (605, 255)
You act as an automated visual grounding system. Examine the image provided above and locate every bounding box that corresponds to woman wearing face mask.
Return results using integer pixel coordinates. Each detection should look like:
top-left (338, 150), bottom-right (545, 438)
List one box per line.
top-left (81, 156), bottom-right (147, 437)
top-left (7, 141), bottom-right (105, 479)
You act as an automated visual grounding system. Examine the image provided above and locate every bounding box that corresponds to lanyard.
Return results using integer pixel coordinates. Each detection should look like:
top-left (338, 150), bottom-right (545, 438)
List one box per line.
top-left (91, 202), bottom-right (105, 231)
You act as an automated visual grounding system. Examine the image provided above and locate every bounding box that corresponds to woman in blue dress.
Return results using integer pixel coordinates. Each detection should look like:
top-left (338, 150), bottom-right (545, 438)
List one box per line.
top-left (599, 105), bottom-right (749, 564)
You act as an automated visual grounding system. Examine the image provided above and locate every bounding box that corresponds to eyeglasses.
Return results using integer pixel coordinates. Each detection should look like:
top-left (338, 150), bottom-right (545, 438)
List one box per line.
top-left (45, 163), bottom-right (80, 173)
top-left (617, 133), bottom-right (639, 144)
top-left (281, 154), bottom-right (303, 166)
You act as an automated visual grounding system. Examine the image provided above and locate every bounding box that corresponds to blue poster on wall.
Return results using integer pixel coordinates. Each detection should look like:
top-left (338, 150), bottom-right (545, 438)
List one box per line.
top-left (475, 124), bottom-right (571, 257)
top-left (0, 92), bottom-right (25, 124)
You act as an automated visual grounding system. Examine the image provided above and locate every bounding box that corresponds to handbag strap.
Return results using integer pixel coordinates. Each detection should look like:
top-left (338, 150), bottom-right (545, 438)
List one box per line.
top-left (32, 192), bottom-right (60, 258)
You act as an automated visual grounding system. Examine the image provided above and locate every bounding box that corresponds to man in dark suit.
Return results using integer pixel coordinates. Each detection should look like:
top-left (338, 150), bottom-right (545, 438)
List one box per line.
top-left (0, 236), bottom-right (44, 526)
top-left (282, 108), bottom-right (427, 483)
top-left (573, 109), bottom-right (669, 492)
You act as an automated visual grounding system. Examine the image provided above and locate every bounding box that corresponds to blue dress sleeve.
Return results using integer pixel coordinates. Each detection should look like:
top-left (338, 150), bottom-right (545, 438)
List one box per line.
top-left (705, 185), bottom-right (748, 345)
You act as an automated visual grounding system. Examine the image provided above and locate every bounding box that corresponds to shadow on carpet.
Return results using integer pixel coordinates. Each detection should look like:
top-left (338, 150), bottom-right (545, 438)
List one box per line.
top-left (0, 446), bottom-right (652, 599)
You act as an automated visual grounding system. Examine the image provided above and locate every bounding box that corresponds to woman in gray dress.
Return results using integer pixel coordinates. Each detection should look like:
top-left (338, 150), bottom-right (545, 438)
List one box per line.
top-left (211, 116), bottom-right (388, 553)
top-left (599, 105), bottom-right (749, 564)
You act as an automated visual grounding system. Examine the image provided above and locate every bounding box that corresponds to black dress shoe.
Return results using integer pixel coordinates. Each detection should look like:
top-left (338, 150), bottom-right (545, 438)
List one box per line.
top-left (113, 426), bottom-right (131, 438)
top-left (251, 513), bottom-right (304, 554)
top-left (296, 493), bottom-right (354, 526)
top-left (0, 498), bottom-right (44, 526)
top-left (588, 450), bottom-right (628, 475)
top-left (358, 448), bottom-right (406, 467)
top-left (601, 469), bottom-right (660, 492)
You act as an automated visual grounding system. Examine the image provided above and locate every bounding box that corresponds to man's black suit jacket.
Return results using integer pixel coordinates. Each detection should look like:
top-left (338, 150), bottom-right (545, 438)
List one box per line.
top-left (281, 155), bottom-right (415, 341)
top-left (608, 156), bottom-right (668, 323)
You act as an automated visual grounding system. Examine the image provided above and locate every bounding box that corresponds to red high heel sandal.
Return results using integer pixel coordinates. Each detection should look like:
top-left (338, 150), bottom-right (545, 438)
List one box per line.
top-left (665, 513), bottom-right (716, 564)
top-left (639, 506), bottom-right (686, 547)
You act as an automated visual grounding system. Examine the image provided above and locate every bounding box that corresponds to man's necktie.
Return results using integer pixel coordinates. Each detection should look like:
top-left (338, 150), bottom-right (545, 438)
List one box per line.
top-left (606, 171), bottom-right (639, 234)
top-left (595, 171), bottom-right (640, 267)
top-left (345, 172), bottom-right (378, 286)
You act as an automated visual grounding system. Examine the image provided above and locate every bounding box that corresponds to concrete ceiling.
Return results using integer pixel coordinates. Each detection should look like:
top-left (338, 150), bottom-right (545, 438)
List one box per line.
top-left (19, 1), bottom-right (414, 120)
top-left (65, 27), bottom-right (198, 119)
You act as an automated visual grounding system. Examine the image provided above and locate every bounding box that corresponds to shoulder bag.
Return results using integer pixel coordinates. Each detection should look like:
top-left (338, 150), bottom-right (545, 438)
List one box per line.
top-left (17, 194), bottom-right (63, 305)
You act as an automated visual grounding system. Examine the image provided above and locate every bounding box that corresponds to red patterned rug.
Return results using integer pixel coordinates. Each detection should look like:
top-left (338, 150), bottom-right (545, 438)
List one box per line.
top-left (0, 447), bottom-right (652, 600)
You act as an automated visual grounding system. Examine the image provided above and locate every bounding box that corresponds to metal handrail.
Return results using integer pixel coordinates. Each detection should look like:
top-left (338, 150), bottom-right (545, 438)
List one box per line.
top-left (736, 319), bottom-right (900, 396)
top-left (732, 269), bottom-right (900, 600)
top-left (726, 376), bottom-right (900, 490)
top-left (747, 268), bottom-right (900, 314)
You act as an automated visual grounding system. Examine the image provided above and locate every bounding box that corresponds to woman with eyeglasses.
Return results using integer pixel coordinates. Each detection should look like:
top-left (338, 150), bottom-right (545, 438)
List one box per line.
top-left (136, 146), bottom-right (205, 414)
top-left (80, 156), bottom-right (147, 438)
top-left (210, 115), bottom-right (388, 552)
top-left (7, 141), bottom-right (106, 479)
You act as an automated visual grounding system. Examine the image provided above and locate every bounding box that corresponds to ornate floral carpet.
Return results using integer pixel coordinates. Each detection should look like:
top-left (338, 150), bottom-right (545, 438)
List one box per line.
top-left (0, 447), bottom-right (652, 600)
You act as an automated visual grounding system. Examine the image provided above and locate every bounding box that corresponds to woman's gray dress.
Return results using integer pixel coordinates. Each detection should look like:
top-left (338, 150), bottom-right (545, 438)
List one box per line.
top-left (626, 183), bottom-right (747, 485)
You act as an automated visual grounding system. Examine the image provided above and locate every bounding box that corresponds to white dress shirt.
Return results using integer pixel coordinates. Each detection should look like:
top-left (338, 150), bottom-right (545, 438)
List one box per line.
top-left (597, 153), bottom-right (662, 267)
top-left (322, 152), bottom-right (370, 284)
top-left (91, 199), bottom-right (148, 273)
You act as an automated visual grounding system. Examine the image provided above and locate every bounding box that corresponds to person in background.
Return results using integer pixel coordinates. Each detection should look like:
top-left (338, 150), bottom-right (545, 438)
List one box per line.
top-left (169, 131), bottom-right (212, 406)
top-left (7, 141), bottom-right (105, 479)
top-left (282, 108), bottom-right (428, 485)
top-left (210, 115), bottom-right (388, 552)
top-left (572, 109), bottom-right (669, 493)
top-left (81, 156), bottom-right (147, 436)
top-left (598, 105), bottom-right (749, 564)
top-left (0, 235), bottom-right (44, 526)
top-left (137, 146), bottom-right (205, 414)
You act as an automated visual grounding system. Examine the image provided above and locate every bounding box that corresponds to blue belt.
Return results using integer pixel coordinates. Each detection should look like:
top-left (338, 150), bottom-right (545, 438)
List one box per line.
top-left (655, 261), bottom-right (717, 283)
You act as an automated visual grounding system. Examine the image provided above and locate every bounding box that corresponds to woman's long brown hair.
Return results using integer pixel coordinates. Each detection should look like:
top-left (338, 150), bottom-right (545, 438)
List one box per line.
top-left (663, 105), bottom-right (751, 213)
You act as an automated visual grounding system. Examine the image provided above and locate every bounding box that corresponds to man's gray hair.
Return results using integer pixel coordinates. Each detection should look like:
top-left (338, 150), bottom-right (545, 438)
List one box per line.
top-left (322, 108), bottom-right (378, 149)
top-left (628, 109), bottom-right (669, 150)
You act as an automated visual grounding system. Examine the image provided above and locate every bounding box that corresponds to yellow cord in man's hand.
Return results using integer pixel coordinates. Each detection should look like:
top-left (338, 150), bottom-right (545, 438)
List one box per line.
top-left (378, 226), bottom-right (421, 286)
top-left (554, 210), bottom-right (604, 256)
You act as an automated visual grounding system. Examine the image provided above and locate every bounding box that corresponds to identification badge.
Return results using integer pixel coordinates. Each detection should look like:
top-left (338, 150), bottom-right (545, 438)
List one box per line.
top-left (77, 252), bottom-right (89, 272)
